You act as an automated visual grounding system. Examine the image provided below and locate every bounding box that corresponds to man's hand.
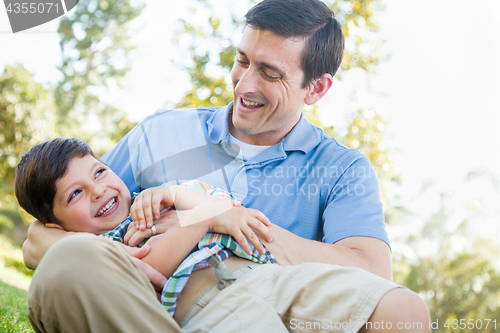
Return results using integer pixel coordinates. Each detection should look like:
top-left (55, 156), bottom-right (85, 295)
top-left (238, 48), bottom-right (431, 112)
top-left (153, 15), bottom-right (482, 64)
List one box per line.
top-left (119, 241), bottom-right (167, 298)
top-left (23, 220), bottom-right (72, 269)
top-left (124, 210), bottom-right (182, 247)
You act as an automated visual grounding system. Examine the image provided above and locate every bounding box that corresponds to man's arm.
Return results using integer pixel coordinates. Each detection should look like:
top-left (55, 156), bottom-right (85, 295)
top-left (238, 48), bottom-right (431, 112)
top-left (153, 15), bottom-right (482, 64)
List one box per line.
top-left (261, 225), bottom-right (392, 280)
top-left (23, 220), bottom-right (74, 269)
top-left (257, 153), bottom-right (392, 280)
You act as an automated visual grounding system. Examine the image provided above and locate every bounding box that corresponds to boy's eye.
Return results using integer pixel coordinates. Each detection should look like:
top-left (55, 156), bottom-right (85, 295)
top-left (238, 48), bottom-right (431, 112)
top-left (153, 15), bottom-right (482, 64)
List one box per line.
top-left (68, 190), bottom-right (82, 203)
top-left (95, 168), bottom-right (106, 178)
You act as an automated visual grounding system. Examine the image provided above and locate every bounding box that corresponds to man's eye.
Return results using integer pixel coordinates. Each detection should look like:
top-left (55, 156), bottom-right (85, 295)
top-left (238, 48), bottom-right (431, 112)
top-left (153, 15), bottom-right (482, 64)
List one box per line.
top-left (95, 168), bottom-right (106, 178)
top-left (69, 190), bottom-right (82, 203)
top-left (236, 58), bottom-right (249, 67)
top-left (262, 71), bottom-right (280, 81)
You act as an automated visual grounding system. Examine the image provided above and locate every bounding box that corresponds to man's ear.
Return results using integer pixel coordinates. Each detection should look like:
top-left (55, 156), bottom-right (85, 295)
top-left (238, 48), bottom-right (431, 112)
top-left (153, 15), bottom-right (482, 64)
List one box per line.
top-left (304, 73), bottom-right (333, 106)
top-left (46, 223), bottom-right (66, 231)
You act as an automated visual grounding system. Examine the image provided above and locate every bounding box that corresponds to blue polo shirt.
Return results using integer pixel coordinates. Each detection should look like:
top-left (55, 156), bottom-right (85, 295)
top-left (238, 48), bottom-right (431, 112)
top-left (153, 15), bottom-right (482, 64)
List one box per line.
top-left (102, 103), bottom-right (389, 246)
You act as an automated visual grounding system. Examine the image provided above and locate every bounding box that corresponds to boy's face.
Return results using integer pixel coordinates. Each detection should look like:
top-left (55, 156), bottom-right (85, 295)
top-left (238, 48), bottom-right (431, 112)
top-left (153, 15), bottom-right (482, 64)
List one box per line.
top-left (52, 154), bottom-right (131, 234)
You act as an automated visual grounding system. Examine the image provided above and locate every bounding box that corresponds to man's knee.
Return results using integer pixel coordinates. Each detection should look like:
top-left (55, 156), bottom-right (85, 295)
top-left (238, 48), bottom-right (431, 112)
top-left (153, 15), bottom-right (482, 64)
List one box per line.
top-left (361, 288), bottom-right (430, 332)
top-left (29, 234), bottom-right (122, 296)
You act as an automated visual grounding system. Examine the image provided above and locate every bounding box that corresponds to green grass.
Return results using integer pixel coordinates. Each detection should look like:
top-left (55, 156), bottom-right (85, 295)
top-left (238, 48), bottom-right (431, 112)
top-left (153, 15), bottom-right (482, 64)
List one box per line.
top-left (0, 280), bottom-right (34, 333)
top-left (0, 234), bottom-right (34, 332)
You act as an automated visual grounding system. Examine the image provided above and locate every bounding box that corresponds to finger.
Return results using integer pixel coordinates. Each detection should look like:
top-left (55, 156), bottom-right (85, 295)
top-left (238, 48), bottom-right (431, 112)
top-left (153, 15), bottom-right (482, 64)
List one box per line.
top-left (241, 223), bottom-right (266, 254)
top-left (129, 256), bottom-right (167, 291)
top-left (249, 217), bottom-right (273, 243)
top-left (128, 229), bottom-right (154, 247)
top-left (128, 230), bottom-right (142, 247)
top-left (250, 209), bottom-right (271, 226)
top-left (151, 192), bottom-right (162, 220)
top-left (124, 224), bottom-right (137, 245)
top-left (119, 243), bottom-right (149, 259)
top-left (132, 195), bottom-right (147, 230)
top-left (142, 192), bottom-right (154, 229)
top-left (229, 227), bottom-right (253, 255)
top-left (131, 194), bottom-right (144, 220)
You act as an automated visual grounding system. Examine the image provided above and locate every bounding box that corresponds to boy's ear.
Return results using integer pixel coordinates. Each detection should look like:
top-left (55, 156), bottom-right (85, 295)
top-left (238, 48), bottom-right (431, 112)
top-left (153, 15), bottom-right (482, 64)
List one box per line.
top-left (304, 73), bottom-right (333, 106)
top-left (46, 223), bottom-right (66, 231)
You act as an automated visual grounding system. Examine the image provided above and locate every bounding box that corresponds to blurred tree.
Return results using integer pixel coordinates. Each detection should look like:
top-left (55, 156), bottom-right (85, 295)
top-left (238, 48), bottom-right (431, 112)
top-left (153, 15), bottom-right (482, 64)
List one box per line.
top-left (55, 0), bottom-right (144, 154)
top-left (0, 64), bottom-right (58, 234)
top-left (392, 173), bottom-right (500, 332)
top-left (396, 243), bottom-right (500, 333)
top-left (173, 0), bottom-right (401, 221)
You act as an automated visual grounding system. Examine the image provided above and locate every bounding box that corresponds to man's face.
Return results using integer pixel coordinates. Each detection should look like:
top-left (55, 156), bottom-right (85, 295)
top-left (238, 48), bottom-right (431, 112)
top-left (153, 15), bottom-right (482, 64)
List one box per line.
top-left (230, 27), bottom-right (312, 145)
top-left (52, 154), bottom-right (131, 234)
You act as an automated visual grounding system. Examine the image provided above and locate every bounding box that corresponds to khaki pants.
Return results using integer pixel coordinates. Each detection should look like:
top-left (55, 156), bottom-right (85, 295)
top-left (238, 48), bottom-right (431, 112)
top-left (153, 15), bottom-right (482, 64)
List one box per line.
top-left (28, 234), bottom-right (182, 333)
top-left (181, 264), bottom-right (399, 333)
top-left (28, 234), bottom-right (399, 333)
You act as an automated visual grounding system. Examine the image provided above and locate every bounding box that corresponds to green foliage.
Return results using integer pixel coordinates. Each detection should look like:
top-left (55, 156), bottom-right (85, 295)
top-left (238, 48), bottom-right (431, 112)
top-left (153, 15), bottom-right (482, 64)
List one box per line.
top-left (333, 0), bottom-right (385, 75)
top-left (0, 0), bottom-right (143, 230)
top-left (0, 65), bottom-right (58, 227)
top-left (0, 235), bottom-right (33, 277)
top-left (0, 280), bottom-right (33, 332)
top-left (54, 0), bottom-right (142, 154)
top-left (395, 242), bottom-right (500, 333)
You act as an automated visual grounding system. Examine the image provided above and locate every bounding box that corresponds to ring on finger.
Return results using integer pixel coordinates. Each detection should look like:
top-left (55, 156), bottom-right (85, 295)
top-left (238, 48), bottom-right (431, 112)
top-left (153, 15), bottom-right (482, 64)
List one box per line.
top-left (151, 225), bottom-right (157, 236)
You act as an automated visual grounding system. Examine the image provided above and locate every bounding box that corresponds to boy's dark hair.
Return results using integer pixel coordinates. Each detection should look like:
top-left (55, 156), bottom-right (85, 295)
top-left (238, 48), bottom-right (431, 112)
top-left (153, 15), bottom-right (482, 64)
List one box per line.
top-left (245, 0), bottom-right (345, 88)
top-left (15, 137), bottom-right (101, 224)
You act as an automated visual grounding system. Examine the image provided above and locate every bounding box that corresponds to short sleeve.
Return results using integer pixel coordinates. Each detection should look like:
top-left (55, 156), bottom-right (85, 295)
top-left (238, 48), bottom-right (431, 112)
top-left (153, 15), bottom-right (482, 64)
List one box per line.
top-left (322, 154), bottom-right (389, 247)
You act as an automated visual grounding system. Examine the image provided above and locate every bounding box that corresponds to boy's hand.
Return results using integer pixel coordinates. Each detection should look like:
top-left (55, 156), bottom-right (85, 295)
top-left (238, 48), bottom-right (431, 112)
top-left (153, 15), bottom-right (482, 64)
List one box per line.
top-left (124, 210), bottom-right (181, 247)
top-left (130, 186), bottom-right (174, 231)
top-left (197, 203), bottom-right (273, 255)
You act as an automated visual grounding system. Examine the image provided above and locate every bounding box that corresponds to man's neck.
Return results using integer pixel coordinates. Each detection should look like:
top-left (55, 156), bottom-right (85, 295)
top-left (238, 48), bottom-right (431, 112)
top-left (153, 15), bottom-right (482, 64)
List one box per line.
top-left (227, 111), bottom-right (298, 146)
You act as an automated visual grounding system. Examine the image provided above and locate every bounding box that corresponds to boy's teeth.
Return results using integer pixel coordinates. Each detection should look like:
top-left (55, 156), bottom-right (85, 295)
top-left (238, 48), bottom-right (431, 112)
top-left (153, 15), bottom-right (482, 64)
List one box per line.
top-left (97, 198), bottom-right (116, 217)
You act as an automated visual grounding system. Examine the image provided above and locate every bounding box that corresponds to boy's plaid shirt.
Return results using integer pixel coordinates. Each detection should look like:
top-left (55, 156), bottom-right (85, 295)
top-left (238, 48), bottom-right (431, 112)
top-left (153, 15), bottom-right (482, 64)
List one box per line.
top-left (99, 180), bottom-right (278, 316)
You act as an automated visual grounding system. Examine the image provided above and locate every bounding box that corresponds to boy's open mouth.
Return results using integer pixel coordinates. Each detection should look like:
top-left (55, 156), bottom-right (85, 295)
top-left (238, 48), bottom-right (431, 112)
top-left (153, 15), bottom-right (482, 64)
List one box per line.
top-left (96, 197), bottom-right (117, 217)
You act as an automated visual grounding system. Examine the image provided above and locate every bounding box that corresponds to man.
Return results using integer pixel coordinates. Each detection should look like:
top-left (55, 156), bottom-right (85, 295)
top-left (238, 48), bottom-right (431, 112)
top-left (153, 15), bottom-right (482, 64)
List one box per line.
top-left (24, 0), bottom-right (430, 332)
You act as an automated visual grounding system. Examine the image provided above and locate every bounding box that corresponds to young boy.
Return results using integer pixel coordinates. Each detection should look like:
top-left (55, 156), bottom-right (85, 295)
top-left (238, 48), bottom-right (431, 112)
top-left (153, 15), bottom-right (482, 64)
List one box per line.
top-left (15, 137), bottom-right (276, 316)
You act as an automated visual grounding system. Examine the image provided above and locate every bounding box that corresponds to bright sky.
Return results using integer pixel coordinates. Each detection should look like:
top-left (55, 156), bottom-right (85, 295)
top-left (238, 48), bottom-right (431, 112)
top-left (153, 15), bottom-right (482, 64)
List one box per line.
top-left (1, 0), bottom-right (499, 244)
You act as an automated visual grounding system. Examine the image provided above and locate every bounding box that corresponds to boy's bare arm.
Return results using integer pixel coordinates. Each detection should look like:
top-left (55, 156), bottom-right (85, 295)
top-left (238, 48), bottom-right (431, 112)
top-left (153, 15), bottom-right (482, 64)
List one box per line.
top-left (131, 185), bottom-right (236, 230)
top-left (140, 211), bottom-right (209, 278)
top-left (136, 202), bottom-right (274, 278)
top-left (169, 185), bottom-right (229, 210)
top-left (23, 220), bottom-right (74, 269)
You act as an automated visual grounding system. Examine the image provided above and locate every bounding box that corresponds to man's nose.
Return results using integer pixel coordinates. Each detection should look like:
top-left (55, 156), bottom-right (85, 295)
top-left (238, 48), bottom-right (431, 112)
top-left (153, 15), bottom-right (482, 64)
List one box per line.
top-left (233, 67), bottom-right (258, 96)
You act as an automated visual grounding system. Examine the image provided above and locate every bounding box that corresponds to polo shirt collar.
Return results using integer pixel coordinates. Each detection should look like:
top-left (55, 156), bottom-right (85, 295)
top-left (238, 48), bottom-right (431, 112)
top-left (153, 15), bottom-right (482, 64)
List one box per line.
top-left (207, 102), bottom-right (321, 154)
top-left (207, 103), bottom-right (232, 143)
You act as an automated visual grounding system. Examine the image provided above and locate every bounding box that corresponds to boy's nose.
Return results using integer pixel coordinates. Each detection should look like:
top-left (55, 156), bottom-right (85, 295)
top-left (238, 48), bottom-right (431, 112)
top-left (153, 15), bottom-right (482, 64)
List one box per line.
top-left (92, 185), bottom-right (106, 201)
